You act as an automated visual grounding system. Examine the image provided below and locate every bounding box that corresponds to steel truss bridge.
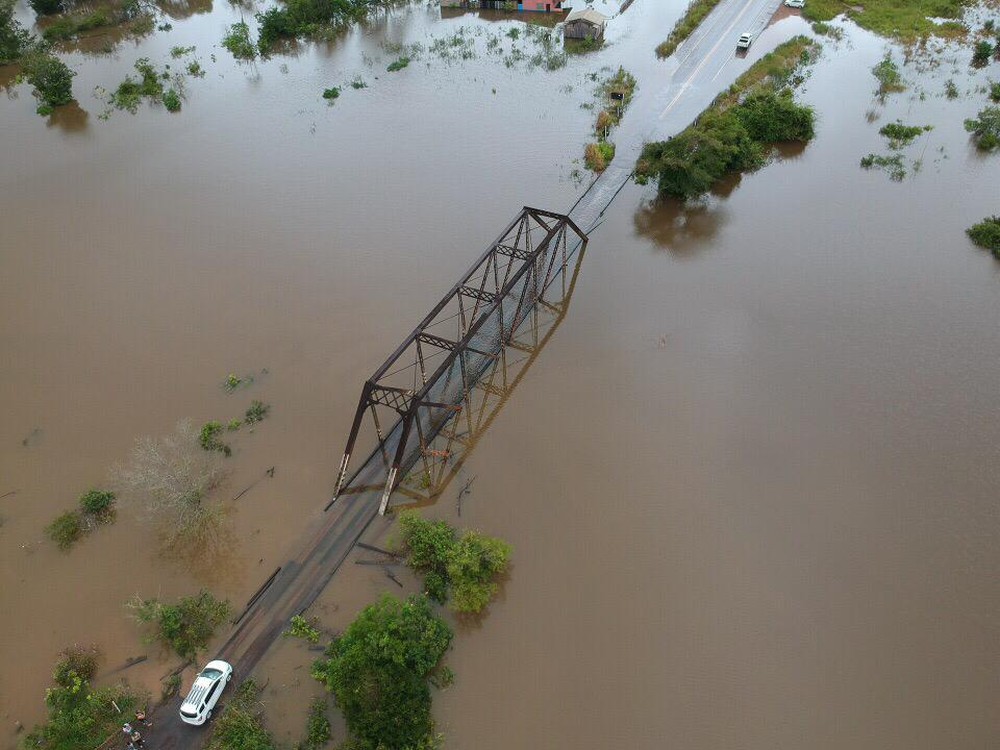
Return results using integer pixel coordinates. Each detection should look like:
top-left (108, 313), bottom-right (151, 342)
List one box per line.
top-left (332, 206), bottom-right (588, 514)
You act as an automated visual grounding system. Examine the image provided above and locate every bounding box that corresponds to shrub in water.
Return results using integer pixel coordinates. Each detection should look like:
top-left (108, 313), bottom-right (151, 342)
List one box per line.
top-left (964, 106), bottom-right (1000, 150)
top-left (22, 51), bottom-right (75, 114)
top-left (162, 88), bottom-right (181, 112)
top-left (967, 216), bottom-right (1000, 258)
top-left (46, 511), bottom-right (82, 550)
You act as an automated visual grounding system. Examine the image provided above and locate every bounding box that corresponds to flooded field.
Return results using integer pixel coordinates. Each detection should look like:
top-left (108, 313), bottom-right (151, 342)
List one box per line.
top-left (2, 0), bottom-right (999, 748)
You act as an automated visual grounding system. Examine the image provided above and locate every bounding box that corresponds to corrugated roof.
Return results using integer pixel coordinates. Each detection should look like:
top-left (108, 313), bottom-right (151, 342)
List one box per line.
top-left (565, 8), bottom-right (607, 25)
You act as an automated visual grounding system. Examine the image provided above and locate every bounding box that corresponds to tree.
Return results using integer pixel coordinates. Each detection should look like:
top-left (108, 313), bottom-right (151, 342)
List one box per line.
top-left (964, 106), bottom-right (1000, 150)
top-left (130, 589), bottom-right (232, 660)
top-left (733, 89), bottom-right (815, 142)
top-left (206, 680), bottom-right (276, 750)
top-left (311, 595), bottom-right (452, 750)
top-left (21, 50), bottom-right (75, 114)
top-left (0, 0), bottom-right (35, 64)
top-left (966, 216), bottom-right (1000, 258)
top-left (113, 420), bottom-right (229, 552)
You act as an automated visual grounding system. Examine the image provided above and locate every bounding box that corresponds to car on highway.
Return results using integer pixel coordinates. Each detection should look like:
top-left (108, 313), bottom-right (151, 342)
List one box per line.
top-left (736, 33), bottom-right (753, 50)
top-left (179, 660), bottom-right (233, 725)
top-left (784, 0), bottom-right (805, 8)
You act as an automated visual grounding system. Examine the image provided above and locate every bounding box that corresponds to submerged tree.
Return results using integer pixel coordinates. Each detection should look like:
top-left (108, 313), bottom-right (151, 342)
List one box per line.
top-left (113, 419), bottom-right (229, 552)
top-left (0, 0), bottom-right (35, 65)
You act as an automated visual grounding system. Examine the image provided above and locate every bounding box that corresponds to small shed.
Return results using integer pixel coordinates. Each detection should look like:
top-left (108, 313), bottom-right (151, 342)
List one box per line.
top-left (563, 8), bottom-right (607, 40)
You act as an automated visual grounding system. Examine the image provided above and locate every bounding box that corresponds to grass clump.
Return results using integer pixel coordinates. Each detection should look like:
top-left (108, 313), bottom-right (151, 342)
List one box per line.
top-left (206, 679), bottom-right (277, 750)
top-left (244, 399), bottom-right (270, 424)
top-left (964, 106), bottom-right (1000, 150)
top-left (584, 141), bottom-right (615, 172)
top-left (386, 56), bottom-right (410, 72)
top-left (350, 75), bottom-right (367, 89)
top-left (170, 44), bottom-right (195, 58)
top-left (397, 510), bottom-right (512, 613)
top-left (130, 589), bottom-right (232, 660)
top-left (283, 614), bottom-right (322, 643)
top-left (300, 698), bottom-right (331, 750)
top-left (656, 0), bottom-right (724, 58)
top-left (990, 81), bottom-right (1000, 102)
top-left (972, 39), bottom-right (993, 66)
top-left (322, 85), bottom-right (339, 100)
top-left (23, 646), bottom-right (146, 750)
top-left (635, 37), bottom-right (818, 202)
top-left (199, 420), bottom-right (232, 456)
top-left (872, 54), bottom-right (904, 97)
top-left (879, 121), bottom-right (931, 148)
top-left (311, 594), bottom-right (452, 750)
top-left (966, 216), bottom-right (1000, 258)
top-left (802, 0), bottom-right (971, 43)
top-left (223, 20), bottom-right (257, 60)
top-left (945, 78), bottom-right (959, 98)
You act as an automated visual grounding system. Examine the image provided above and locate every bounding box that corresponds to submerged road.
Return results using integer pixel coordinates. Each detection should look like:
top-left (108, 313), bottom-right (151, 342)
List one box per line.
top-left (152, 1), bottom-right (788, 746)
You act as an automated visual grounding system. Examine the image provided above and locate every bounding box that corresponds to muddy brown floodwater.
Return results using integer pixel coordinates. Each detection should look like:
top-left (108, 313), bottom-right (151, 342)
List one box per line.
top-left (2, 0), bottom-right (999, 748)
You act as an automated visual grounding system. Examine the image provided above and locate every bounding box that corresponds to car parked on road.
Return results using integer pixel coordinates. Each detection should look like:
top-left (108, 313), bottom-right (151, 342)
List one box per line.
top-left (736, 33), bottom-right (753, 50)
top-left (179, 660), bottom-right (233, 726)
top-left (784, 0), bottom-right (805, 8)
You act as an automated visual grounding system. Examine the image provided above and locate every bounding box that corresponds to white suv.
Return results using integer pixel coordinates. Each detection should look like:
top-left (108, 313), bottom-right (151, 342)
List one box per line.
top-left (784, 0), bottom-right (805, 7)
top-left (179, 660), bottom-right (233, 725)
top-left (736, 33), bottom-right (753, 50)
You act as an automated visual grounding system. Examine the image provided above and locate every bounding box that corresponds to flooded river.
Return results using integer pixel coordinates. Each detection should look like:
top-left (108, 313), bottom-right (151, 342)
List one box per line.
top-left (2, 0), bottom-right (999, 747)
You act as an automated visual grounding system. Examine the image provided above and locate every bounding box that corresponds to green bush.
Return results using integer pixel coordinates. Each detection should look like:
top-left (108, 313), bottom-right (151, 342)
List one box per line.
top-left (79, 489), bottom-right (115, 518)
top-left (131, 590), bottom-right (232, 660)
top-left (967, 216), bottom-right (1000, 257)
top-left (972, 40), bottom-right (993, 66)
top-left (223, 21), bottom-right (257, 60)
top-left (878, 121), bottom-right (931, 149)
top-left (23, 647), bottom-right (145, 750)
top-left (964, 106), bottom-right (1000, 150)
top-left (301, 697), bottom-right (331, 750)
top-left (990, 82), bottom-right (1000, 102)
top-left (397, 511), bottom-right (511, 613)
top-left (199, 420), bottom-right (232, 456)
top-left (206, 679), bottom-right (276, 750)
top-left (283, 614), bottom-right (322, 643)
top-left (254, 0), bottom-right (371, 54)
top-left (872, 54), bottom-right (904, 96)
top-left (29, 0), bottom-right (62, 15)
top-left (244, 399), bottom-right (269, 424)
top-left (47, 511), bottom-right (82, 550)
top-left (22, 51), bottom-right (75, 114)
top-left (311, 594), bottom-right (452, 750)
top-left (322, 86), bottom-right (339, 100)
top-left (108, 57), bottom-right (166, 113)
top-left (162, 88), bottom-right (181, 112)
top-left (1, 0), bottom-right (35, 64)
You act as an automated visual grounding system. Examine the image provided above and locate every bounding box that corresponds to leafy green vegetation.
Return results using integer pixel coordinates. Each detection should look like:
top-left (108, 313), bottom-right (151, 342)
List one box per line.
top-left (945, 78), bottom-right (959, 99)
top-left (284, 614), bottom-right (322, 643)
top-left (350, 75), bottom-right (366, 89)
top-left (322, 85), bottom-right (340, 100)
top-left (30, 0), bottom-right (63, 14)
top-left (107, 57), bottom-right (169, 113)
top-left (200, 420), bottom-right (232, 456)
top-left (879, 121), bottom-right (931, 149)
top-left (386, 55), bottom-right (410, 72)
top-left (162, 88), bottom-right (181, 112)
top-left (0, 0), bottom-right (36, 64)
top-left (964, 106), bottom-right (1000, 150)
top-left (21, 50), bottom-right (75, 115)
top-left (206, 679), bottom-right (277, 750)
top-left (584, 141), bottom-right (615, 172)
top-left (990, 81), bottom-right (1000, 102)
top-left (860, 152), bottom-right (906, 181)
top-left (130, 589), bottom-right (232, 660)
top-left (301, 698), bottom-right (331, 750)
top-left (802, 0), bottom-right (971, 43)
top-left (23, 646), bottom-right (146, 750)
top-left (46, 510), bottom-right (82, 550)
top-left (40, 0), bottom-right (154, 43)
top-left (397, 511), bottom-right (512, 613)
top-left (966, 216), bottom-right (1000, 257)
top-left (244, 399), bottom-right (270, 424)
top-left (656, 0), bottom-right (724, 58)
top-left (311, 594), bottom-right (452, 750)
top-left (973, 40), bottom-right (994, 66)
top-left (871, 54), bottom-right (904, 97)
top-left (46, 489), bottom-right (117, 550)
top-left (255, 0), bottom-right (377, 55)
top-left (170, 44), bottom-right (195, 58)
top-left (635, 37), bottom-right (818, 202)
top-left (223, 21), bottom-right (257, 60)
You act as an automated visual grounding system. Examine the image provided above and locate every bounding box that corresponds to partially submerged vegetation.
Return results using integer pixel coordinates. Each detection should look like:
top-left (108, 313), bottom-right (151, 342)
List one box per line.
top-left (396, 510), bottom-right (512, 613)
top-left (23, 646), bottom-right (146, 750)
top-left (636, 36), bottom-right (818, 201)
top-left (656, 0), bottom-right (723, 58)
top-left (802, 0), bottom-right (972, 43)
top-left (964, 105), bottom-right (1000, 150)
top-left (872, 54), bottom-right (905, 98)
top-left (20, 49), bottom-right (76, 115)
top-left (102, 57), bottom-right (183, 115)
top-left (583, 66), bottom-right (636, 173)
top-left (46, 489), bottom-right (117, 550)
top-left (223, 20), bottom-right (257, 61)
top-left (311, 594), bottom-right (452, 750)
top-left (129, 589), bottom-right (232, 660)
top-left (254, 0), bottom-right (393, 56)
top-left (967, 216), bottom-right (1000, 257)
top-left (0, 0), bottom-right (36, 64)
top-left (879, 121), bottom-right (932, 149)
top-left (206, 679), bottom-right (277, 750)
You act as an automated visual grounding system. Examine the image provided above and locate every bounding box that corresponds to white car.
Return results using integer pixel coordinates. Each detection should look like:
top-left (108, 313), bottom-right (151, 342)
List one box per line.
top-left (736, 33), bottom-right (753, 50)
top-left (179, 660), bottom-right (233, 725)
top-left (784, 0), bottom-right (805, 7)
